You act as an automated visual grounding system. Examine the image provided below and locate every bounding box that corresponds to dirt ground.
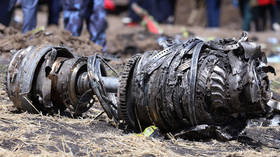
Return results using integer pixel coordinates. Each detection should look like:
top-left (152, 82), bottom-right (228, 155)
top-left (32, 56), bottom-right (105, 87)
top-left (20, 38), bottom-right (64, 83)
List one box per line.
top-left (0, 7), bottom-right (280, 156)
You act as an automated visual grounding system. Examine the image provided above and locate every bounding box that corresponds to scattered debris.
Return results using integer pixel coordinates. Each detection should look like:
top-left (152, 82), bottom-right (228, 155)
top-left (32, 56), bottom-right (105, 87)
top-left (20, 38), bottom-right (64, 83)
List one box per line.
top-left (136, 126), bottom-right (160, 138)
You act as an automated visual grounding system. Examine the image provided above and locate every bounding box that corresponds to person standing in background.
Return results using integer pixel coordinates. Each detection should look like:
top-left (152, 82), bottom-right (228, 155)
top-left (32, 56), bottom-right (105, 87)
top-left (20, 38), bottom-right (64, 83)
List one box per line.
top-left (48, 0), bottom-right (62, 26)
top-left (63, 0), bottom-right (107, 52)
top-left (277, 0), bottom-right (280, 19)
top-left (206, 0), bottom-right (221, 28)
top-left (250, 0), bottom-right (262, 31)
top-left (128, 0), bottom-right (175, 24)
top-left (0, 0), bottom-right (38, 33)
top-left (258, 0), bottom-right (280, 31)
top-left (238, 0), bottom-right (252, 31)
top-left (0, 1), bottom-right (14, 27)
top-left (277, 0), bottom-right (280, 18)
top-left (11, 0), bottom-right (39, 33)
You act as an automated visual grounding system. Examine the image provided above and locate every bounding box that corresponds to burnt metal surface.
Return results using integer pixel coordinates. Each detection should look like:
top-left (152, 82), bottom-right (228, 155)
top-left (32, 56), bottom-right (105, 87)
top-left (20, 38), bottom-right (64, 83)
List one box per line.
top-left (6, 33), bottom-right (280, 140)
top-left (118, 32), bottom-right (278, 139)
top-left (7, 45), bottom-right (75, 113)
top-left (6, 45), bottom-right (119, 116)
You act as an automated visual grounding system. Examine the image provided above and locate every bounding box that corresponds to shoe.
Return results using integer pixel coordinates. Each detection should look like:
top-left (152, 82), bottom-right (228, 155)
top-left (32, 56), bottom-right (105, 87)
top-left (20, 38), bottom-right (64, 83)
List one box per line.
top-left (122, 17), bottom-right (139, 27)
top-left (273, 23), bottom-right (280, 32)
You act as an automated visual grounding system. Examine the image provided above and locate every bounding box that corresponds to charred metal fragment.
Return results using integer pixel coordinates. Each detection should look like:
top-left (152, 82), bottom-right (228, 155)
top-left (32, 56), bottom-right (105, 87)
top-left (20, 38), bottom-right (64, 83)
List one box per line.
top-left (6, 33), bottom-right (279, 140)
top-left (118, 32), bottom-right (277, 139)
top-left (6, 45), bottom-right (118, 117)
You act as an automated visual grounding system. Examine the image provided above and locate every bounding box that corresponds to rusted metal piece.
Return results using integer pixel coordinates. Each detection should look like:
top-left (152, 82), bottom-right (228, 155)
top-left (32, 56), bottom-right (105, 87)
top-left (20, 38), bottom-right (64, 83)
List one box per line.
top-left (7, 45), bottom-right (75, 113)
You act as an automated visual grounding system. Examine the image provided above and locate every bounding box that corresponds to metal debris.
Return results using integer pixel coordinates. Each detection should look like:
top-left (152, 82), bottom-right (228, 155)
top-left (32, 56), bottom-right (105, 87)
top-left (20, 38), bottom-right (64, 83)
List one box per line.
top-left (118, 32), bottom-right (278, 139)
top-left (6, 45), bottom-right (119, 117)
top-left (6, 32), bottom-right (280, 140)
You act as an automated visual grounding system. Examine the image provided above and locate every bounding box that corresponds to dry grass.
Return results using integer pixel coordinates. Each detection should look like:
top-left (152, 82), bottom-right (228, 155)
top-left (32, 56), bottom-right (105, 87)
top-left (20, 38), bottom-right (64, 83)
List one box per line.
top-left (1, 20), bottom-right (280, 155)
top-left (0, 62), bottom-right (279, 156)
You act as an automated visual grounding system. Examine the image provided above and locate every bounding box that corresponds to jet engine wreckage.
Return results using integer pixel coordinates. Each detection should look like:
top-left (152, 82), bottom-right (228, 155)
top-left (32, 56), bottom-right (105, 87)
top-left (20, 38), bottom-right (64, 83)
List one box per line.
top-left (6, 32), bottom-right (280, 140)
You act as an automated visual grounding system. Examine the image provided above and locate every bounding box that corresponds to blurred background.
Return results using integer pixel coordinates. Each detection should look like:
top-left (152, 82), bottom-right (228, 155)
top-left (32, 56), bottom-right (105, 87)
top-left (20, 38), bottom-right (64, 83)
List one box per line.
top-left (0, 0), bottom-right (280, 59)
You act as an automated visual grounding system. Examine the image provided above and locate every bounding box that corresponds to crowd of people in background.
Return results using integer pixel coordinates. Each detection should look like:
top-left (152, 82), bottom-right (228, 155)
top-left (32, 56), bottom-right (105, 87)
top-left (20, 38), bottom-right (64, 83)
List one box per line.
top-left (128, 0), bottom-right (174, 24)
top-left (0, 0), bottom-right (107, 52)
top-left (0, 0), bottom-right (279, 53)
top-left (0, 0), bottom-right (61, 33)
top-left (207, 0), bottom-right (280, 31)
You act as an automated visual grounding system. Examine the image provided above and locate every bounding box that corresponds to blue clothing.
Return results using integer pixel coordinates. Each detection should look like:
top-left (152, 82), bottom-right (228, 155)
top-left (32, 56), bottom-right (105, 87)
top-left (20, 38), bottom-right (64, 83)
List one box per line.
top-left (48, 0), bottom-right (61, 25)
top-left (8, 0), bottom-right (38, 33)
top-left (21, 0), bottom-right (38, 33)
top-left (63, 0), bottom-right (107, 52)
top-left (129, 0), bottom-right (175, 23)
top-left (0, 0), bottom-right (13, 26)
top-left (206, 0), bottom-right (221, 28)
top-left (239, 0), bottom-right (252, 31)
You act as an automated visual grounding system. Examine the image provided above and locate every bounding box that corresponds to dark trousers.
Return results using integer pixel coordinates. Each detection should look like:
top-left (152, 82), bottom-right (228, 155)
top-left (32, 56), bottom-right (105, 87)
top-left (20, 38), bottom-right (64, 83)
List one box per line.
top-left (48, 0), bottom-right (61, 25)
top-left (129, 0), bottom-right (175, 23)
top-left (238, 0), bottom-right (252, 31)
top-left (278, 2), bottom-right (280, 23)
top-left (251, 6), bottom-right (261, 31)
top-left (259, 4), bottom-right (279, 30)
top-left (278, 1), bottom-right (280, 23)
top-left (206, 0), bottom-right (221, 28)
top-left (0, 0), bottom-right (13, 26)
top-left (63, 0), bottom-right (107, 52)
top-left (8, 0), bottom-right (38, 33)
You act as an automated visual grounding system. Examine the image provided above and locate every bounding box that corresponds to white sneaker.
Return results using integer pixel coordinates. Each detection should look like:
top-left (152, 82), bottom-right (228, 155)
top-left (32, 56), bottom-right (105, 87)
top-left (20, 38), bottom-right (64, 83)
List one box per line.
top-left (273, 23), bottom-right (280, 32)
top-left (122, 17), bottom-right (132, 24)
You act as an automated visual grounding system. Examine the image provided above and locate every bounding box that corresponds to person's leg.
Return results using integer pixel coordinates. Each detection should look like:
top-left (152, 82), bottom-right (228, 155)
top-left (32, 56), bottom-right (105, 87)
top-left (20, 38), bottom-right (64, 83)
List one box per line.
top-left (251, 6), bottom-right (260, 31)
top-left (129, 0), bottom-right (141, 22)
top-left (137, 0), bottom-right (174, 23)
top-left (87, 0), bottom-right (107, 52)
top-left (206, 0), bottom-right (220, 27)
top-left (21, 0), bottom-right (38, 33)
top-left (278, 1), bottom-right (280, 23)
top-left (238, 0), bottom-right (244, 18)
top-left (269, 3), bottom-right (280, 31)
top-left (0, 0), bottom-right (15, 26)
top-left (214, 0), bottom-right (221, 27)
top-left (62, 0), bottom-right (85, 36)
top-left (48, 0), bottom-right (61, 25)
top-left (242, 0), bottom-right (252, 31)
top-left (258, 5), bottom-right (266, 31)
top-left (206, 0), bottom-right (213, 27)
top-left (269, 4), bottom-right (278, 22)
